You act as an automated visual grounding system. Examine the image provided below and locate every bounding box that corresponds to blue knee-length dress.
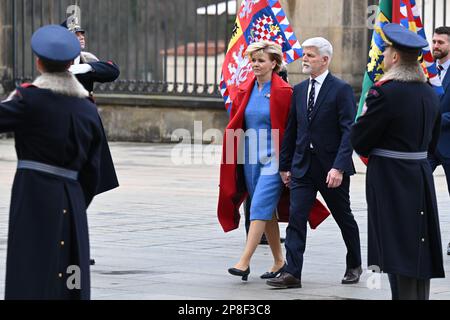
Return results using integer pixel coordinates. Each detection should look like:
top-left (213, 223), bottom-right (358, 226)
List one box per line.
top-left (244, 81), bottom-right (283, 221)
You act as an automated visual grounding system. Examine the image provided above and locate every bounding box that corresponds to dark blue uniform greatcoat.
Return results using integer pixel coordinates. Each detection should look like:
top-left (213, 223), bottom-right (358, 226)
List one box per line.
top-left (351, 78), bottom-right (445, 280)
top-left (0, 73), bottom-right (117, 299)
top-left (76, 53), bottom-right (120, 94)
top-left (75, 53), bottom-right (120, 193)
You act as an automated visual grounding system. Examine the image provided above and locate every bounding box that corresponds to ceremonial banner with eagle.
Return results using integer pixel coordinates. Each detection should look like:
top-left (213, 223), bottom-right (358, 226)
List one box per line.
top-left (219, 0), bottom-right (303, 112)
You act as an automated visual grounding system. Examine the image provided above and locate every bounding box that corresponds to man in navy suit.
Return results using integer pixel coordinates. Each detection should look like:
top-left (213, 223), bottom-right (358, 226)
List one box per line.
top-left (266, 37), bottom-right (362, 288)
top-left (431, 26), bottom-right (450, 256)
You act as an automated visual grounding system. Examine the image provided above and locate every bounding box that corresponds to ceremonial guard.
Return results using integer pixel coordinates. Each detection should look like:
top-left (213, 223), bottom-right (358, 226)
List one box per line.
top-left (62, 20), bottom-right (120, 95)
top-left (0, 25), bottom-right (117, 300)
top-left (62, 20), bottom-right (120, 266)
top-left (351, 24), bottom-right (445, 300)
top-left (65, 20), bottom-right (119, 194)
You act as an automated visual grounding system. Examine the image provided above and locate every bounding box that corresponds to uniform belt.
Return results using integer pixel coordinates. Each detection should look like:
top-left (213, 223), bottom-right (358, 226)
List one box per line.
top-left (371, 148), bottom-right (428, 160)
top-left (17, 160), bottom-right (79, 181)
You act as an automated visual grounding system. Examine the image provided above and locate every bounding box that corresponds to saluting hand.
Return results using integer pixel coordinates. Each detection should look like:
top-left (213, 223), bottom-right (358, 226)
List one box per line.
top-left (69, 64), bottom-right (93, 75)
top-left (326, 169), bottom-right (343, 189)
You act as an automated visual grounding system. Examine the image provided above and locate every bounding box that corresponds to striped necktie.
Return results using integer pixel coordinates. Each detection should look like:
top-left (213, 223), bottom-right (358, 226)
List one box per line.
top-left (307, 79), bottom-right (316, 122)
top-left (438, 64), bottom-right (444, 81)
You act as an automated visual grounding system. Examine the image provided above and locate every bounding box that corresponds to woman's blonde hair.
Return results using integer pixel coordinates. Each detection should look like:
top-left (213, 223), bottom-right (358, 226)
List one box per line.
top-left (245, 40), bottom-right (284, 73)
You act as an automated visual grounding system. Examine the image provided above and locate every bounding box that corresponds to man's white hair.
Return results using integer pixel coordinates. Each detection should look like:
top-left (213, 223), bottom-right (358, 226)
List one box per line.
top-left (302, 37), bottom-right (333, 59)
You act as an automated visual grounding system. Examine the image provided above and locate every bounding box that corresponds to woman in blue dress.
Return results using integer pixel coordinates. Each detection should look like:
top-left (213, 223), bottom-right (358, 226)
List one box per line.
top-left (226, 41), bottom-right (292, 280)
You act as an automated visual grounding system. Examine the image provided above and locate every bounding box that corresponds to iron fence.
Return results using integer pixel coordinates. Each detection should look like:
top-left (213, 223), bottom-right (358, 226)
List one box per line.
top-left (10, 0), bottom-right (235, 96)
top-left (420, 0), bottom-right (450, 34)
top-left (7, 0), bottom-right (450, 97)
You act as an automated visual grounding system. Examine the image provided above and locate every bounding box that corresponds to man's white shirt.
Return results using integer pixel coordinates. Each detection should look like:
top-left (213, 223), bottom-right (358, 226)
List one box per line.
top-left (307, 70), bottom-right (329, 105)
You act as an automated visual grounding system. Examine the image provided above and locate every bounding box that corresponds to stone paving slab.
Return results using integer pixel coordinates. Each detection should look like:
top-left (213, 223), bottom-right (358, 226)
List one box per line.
top-left (0, 140), bottom-right (449, 300)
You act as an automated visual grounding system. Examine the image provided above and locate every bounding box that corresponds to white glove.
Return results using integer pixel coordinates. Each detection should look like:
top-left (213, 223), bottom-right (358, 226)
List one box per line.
top-left (69, 64), bottom-right (93, 75)
top-left (2, 90), bottom-right (18, 103)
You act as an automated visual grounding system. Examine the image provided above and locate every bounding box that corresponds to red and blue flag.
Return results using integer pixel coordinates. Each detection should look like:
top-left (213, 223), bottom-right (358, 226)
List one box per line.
top-left (220, 0), bottom-right (303, 111)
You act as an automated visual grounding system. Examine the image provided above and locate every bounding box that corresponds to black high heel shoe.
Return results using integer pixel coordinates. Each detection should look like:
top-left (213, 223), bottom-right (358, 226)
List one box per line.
top-left (260, 263), bottom-right (286, 279)
top-left (228, 267), bottom-right (250, 281)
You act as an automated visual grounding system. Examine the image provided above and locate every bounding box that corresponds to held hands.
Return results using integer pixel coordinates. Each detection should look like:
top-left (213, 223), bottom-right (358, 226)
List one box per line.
top-left (326, 169), bottom-right (343, 189)
top-left (280, 171), bottom-right (291, 188)
top-left (69, 64), bottom-right (93, 75)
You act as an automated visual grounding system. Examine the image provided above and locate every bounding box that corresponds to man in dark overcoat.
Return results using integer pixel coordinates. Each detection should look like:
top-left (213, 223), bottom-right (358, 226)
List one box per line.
top-left (351, 23), bottom-right (445, 300)
top-left (0, 25), bottom-right (117, 300)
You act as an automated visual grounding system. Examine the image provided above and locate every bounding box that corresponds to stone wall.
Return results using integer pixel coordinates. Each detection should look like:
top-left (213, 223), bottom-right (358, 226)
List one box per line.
top-left (235, 0), bottom-right (369, 90)
top-left (95, 94), bottom-right (228, 143)
top-left (279, 0), bottom-right (369, 90)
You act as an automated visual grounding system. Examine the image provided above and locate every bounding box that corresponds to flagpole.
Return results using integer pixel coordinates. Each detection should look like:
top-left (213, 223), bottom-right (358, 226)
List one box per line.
top-left (392, 0), bottom-right (401, 23)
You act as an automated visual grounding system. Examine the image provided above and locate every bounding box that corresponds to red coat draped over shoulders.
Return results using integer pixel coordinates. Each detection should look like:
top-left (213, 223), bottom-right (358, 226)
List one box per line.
top-left (218, 73), bottom-right (330, 232)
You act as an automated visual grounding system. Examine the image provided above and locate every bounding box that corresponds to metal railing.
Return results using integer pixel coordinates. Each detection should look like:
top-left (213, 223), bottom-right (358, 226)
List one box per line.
top-left (419, 0), bottom-right (449, 34)
top-left (8, 0), bottom-right (450, 97)
top-left (10, 0), bottom-right (235, 96)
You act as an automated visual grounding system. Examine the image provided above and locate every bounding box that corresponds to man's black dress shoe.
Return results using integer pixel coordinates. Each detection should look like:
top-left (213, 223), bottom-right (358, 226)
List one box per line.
top-left (341, 265), bottom-right (362, 284)
top-left (266, 272), bottom-right (302, 288)
top-left (260, 263), bottom-right (286, 279)
top-left (447, 242), bottom-right (450, 256)
top-left (228, 267), bottom-right (250, 281)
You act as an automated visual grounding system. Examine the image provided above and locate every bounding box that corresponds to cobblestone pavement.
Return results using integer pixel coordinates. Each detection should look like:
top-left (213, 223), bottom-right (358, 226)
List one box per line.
top-left (0, 140), bottom-right (448, 300)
